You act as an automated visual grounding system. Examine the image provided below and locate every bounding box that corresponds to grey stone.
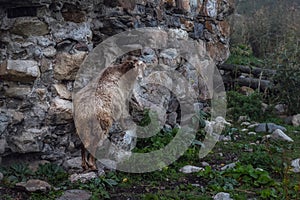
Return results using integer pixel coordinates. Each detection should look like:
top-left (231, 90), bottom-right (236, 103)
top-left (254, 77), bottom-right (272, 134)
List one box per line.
top-left (0, 139), bottom-right (7, 154)
top-left (56, 189), bottom-right (92, 200)
top-left (275, 104), bottom-right (287, 115)
top-left (292, 114), bottom-right (300, 127)
top-left (0, 172), bottom-right (3, 181)
top-left (5, 86), bottom-right (31, 99)
top-left (69, 172), bottom-right (97, 183)
top-left (248, 132), bottom-right (257, 136)
top-left (201, 162), bottom-right (210, 167)
top-left (42, 46), bottom-right (57, 58)
top-left (0, 59), bottom-right (40, 82)
top-left (16, 179), bottom-right (51, 192)
top-left (52, 22), bottom-right (92, 43)
top-left (0, 113), bottom-right (9, 134)
top-left (10, 128), bottom-right (47, 153)
top-left (159, 48), bottom-right (179, 67)
top-left (167, 112), bottom-right (177, 127)
top-left (213, 192), bottom-right (233, 200)
top-left (179, 165), bottom-right (204, 174)
top-left (63, 157), bottom-right (82, 170)
top-left (255, 123), bottom-right (286, 133)
top-left (271, 129), bottom-right (293, 142)
top-left (221, 162), bottom-right (236, 171)
top-left (291, 158), bottom-right (300, 173)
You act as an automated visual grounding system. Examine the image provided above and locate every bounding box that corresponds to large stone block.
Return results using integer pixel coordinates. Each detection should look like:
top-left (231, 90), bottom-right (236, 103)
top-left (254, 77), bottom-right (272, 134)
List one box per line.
top-left (11, 18), bottom-right (49, 37)
top-left (0, 59), bottom-right (40, 82)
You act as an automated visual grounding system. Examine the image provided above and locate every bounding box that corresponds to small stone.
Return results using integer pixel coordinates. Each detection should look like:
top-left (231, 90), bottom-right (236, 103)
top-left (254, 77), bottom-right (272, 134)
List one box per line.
top-left (238, 115), bottom-right (250, 122)
top-left (241, 128), bottom-right (248, 132)
top-left (42, 46), bottom-right (57, 58)
top-left (159, 48), bottom-right (179, 68)
top-left (53, 84), bottom-right (72, 100)
top-left (261, 103), bottom-right (268, 112)
top-left (56, 189), bottom-right (91, 200)
top-left (275, 104), bottom-right (287, 115)
top-left (221, 162), bottom-right (236, 171)
top-left (16, 179), bottom-right (51, 192)
top-left (0, 59), bottom-right (40, 82)
top-left (63, 157), bottom-right (82, 170)
top-left (291, 158), bottom-right (300, 173)
top-left (166, 112), bottom-right (177, 127)
top-left (69, 172), bottom-right (97, 183)
top-left (179, 165), bottom-right (204, 174)
top-left (241, 122), bottom-right (251, 126)
top-left (201, 162), bottom-right (210, 167)
top-left (248, 132), bottom-right (257, 136)
top-left (271, 129), bottom-right (293, 142)
top-left (0, 172), bottom-right (3, 181)
top-left (214, 192), bottom-right (233, 200)
top-left (292, 114), bottom-right (300, 127)
top-left (168, 28), bottom-right (189, 40)
top-left (248, 123), bottom-right (258, 129)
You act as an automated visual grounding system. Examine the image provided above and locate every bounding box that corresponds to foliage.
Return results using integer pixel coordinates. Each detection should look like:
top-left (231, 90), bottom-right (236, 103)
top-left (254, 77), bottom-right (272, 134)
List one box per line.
top-left (270, 41), bottom-right (300, 114)
top-left (226, 44), bottom-right (264, 67)
top-left (35, 163), bottom-right (68, 186)
top-left (0, 163), bottom-right (33, 183)
top-left (226, 90), bottom-right (263, 121)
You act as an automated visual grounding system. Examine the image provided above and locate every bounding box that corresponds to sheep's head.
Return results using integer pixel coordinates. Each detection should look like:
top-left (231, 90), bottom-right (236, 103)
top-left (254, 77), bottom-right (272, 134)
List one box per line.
top-left (122, 57), bottom-right (146, 81)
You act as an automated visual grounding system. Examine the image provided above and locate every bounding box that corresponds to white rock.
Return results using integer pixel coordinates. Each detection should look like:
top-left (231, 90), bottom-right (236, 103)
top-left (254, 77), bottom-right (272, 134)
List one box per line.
top-left (42, 46), bottom-right (57, 58)
top-left (213, 192), bottom-right (233, 200)
top-left (241, 128), bottom-right (248, 132)
top-left (291, 159), bottom-right (300, 173)
top-left (241, 122), bottom-right (251, 126)
top-left (201, 162), bottom-right (210, 167)
top-left (248, 132), bottom-right (257, 135)
top-left (69, 172), bottom-right (97, 183)
top-left (292, 114), bottom-right (300, 127)
top-left (271, 129), bottom-right (293, 142)
top-left (221, 162), bottom-right (236, 171)
top-left (248, 123), bottom-right (259, 129)
top-left (179, 165), bottom-right (204, 174)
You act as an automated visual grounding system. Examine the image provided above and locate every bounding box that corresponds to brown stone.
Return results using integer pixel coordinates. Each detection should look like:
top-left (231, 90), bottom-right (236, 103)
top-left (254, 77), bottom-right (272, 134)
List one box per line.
top-left (177, 0), bottom-right (191, 12)
top-left (238, 86), bottom-right (255, 96)
top-left (205, 21), bottom-right (214, 33)
top-left (62, 11), bottom-right (86, 23)
top-left (54, 52), bottom-right (87, 80)
top-left (218, 21), bottom-right (230, 37)
top-left (206, 41), bottom-right (230, 63)
top-left (11, 18), bottom-right (49, 37)
top-left (16, 179), bottom-right (51, 192)
top-left (54, 84), bottom-right (72, 100)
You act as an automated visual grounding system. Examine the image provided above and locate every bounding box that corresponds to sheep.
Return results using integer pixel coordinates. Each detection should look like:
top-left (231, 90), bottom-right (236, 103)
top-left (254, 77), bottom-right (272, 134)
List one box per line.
top-left (73, 57), bottom-right (146, 171)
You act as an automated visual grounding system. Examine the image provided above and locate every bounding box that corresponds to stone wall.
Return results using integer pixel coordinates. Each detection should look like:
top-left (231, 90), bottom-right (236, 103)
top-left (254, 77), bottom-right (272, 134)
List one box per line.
top-left (0, 0), bottom-right (234, 166)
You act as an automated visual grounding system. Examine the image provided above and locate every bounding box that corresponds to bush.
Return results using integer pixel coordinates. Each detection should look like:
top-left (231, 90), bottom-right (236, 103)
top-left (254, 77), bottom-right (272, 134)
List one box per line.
top-left (227, 90), bottom-right (263, 121)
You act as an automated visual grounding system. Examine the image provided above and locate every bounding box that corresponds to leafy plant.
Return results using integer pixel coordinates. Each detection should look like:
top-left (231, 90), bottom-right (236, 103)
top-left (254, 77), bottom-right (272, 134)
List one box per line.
top-left (1, 163), bottom-right (34, 183)
top-left (35, 163), bottom-right (68, 186)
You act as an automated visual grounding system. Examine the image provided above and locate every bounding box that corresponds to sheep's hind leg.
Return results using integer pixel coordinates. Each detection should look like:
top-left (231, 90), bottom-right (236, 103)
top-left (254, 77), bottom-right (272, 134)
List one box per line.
top-left (87, 153), bottom-right (97, 171)
top-left (81, 144), bottom-right (89, 171)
